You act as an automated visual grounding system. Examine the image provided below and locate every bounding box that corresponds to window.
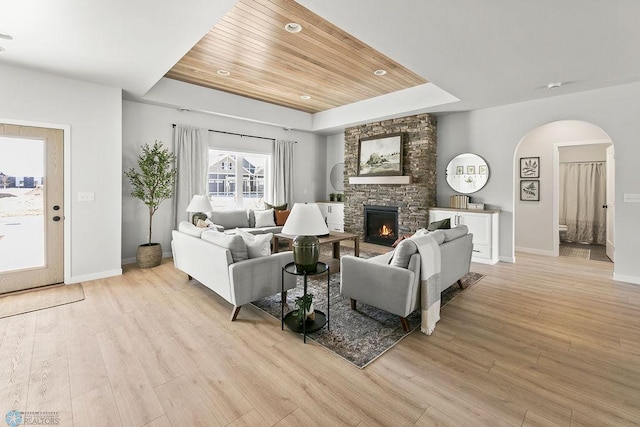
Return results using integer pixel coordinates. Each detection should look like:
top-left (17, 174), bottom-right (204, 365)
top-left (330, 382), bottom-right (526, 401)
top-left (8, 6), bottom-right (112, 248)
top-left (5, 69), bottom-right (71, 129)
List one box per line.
top-left (208, 150), bottom-right (270, 209)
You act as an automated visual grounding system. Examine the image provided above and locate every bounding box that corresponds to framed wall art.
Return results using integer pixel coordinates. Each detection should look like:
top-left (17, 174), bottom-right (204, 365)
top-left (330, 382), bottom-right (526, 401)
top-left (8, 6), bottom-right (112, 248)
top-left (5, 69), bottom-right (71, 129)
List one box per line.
top-left (456, 166), bottom-right (464, 175)
top-left (520, 157), bottom-right (539, 178)
top-left (357, 133), bottom-right (404, 176)
top-left (467, 165), bottom-right (476, 175)
top-left (520, 180), bottom-right (540, 201)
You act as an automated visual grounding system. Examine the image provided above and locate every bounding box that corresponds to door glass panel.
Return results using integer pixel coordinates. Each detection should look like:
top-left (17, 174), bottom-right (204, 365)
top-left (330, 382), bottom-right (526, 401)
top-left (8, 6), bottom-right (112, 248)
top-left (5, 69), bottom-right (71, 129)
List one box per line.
top-left (0, 136), bottom-right (45, 272)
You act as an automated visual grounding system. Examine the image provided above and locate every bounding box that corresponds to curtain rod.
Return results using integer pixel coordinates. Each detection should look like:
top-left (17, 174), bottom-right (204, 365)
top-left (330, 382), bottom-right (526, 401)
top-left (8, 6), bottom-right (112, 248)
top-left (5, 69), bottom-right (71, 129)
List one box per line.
top-left (172, 124), bottom-right (296, 143)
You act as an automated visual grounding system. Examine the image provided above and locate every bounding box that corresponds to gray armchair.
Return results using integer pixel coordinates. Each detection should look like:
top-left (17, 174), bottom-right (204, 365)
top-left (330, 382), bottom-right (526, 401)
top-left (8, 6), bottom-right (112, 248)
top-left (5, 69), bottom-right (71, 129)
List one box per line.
top-left (340, 226), bottom-right (473, 331)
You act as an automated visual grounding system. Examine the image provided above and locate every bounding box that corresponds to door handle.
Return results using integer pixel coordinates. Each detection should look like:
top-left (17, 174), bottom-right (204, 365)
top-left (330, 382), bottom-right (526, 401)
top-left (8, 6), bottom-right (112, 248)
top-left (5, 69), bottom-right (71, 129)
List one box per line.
top-left (53, 216), bottom-right (61, 222)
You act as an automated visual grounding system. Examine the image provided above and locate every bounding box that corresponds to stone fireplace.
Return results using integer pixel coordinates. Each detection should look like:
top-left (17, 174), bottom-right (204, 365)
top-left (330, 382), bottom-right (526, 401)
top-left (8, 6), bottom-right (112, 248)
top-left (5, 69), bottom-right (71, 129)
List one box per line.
top-left (343, 113), bottom-right (437, 241)
top-left (364, 205), bottom-right (398, 246)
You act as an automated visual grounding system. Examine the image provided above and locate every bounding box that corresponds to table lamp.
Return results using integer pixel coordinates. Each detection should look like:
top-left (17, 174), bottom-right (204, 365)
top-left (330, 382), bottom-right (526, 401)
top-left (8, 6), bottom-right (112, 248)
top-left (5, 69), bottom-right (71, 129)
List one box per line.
top-left (281, 202), bottom-right (329, 273)
top-left (186, 194), bottom-right (213, 225)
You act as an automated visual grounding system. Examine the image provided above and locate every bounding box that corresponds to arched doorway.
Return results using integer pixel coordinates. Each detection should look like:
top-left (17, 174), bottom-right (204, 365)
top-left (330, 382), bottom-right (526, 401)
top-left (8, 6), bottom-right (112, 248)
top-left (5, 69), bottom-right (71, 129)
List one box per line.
top-left (513, 120), bottom-right (614, 264)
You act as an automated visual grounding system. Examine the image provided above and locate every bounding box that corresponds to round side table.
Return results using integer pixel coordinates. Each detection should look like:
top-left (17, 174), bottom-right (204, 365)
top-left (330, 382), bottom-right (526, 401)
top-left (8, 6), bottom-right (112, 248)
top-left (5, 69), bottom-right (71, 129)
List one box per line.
top-left (281, 262), bottom-right (330, 343)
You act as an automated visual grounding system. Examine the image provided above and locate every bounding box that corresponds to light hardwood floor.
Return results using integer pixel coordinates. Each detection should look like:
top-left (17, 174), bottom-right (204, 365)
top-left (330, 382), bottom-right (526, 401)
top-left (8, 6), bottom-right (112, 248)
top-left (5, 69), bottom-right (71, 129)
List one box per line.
top-left (1, 248), bottom-right (639, 426)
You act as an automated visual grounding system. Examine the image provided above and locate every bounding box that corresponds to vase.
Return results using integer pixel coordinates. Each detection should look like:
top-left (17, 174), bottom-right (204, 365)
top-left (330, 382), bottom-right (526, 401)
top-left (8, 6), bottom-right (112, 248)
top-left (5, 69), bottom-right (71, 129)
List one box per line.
top-left (305, 301), bottom-right (315, 321)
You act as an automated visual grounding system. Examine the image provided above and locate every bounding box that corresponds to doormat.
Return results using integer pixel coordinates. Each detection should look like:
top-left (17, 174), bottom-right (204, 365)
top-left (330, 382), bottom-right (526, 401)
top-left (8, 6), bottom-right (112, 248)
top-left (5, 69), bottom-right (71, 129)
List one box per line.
top-left (559, 246), bottom-right (590, 260)
top-left (0, 283), bottom-right (85, 318)
top-left (252, 259), bottom-right (484, 369)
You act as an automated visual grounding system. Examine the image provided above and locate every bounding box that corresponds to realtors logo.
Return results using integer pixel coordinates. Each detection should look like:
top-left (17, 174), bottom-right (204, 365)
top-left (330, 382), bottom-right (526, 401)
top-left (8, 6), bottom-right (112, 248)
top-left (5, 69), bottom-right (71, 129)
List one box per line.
top-left (5, 411), bottom-right (22, 427)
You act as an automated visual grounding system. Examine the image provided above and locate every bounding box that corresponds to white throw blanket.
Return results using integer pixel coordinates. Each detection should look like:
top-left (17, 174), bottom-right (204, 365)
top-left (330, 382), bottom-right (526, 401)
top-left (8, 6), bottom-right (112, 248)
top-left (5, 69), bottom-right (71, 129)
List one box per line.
top-left (411, 233), bottom-right (442, 335)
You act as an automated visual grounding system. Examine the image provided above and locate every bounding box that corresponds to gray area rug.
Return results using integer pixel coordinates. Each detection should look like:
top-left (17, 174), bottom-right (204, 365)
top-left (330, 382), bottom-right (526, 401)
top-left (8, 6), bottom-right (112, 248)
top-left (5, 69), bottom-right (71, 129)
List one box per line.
top-left (253, 249), bottom-right (484, 368)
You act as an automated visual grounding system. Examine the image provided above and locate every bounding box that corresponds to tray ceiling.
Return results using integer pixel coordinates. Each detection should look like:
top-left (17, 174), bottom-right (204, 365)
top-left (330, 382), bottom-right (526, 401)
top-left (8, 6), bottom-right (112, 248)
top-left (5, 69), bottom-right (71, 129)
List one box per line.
top-left (164, 0), bottom-right (427, 113)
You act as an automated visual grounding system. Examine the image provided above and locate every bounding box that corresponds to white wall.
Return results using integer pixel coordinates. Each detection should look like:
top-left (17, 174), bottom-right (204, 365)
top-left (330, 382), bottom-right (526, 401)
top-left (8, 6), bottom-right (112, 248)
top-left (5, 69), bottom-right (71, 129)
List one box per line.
top-left (437, 82), bottom-right (640, 283)
top-left (325, 132), bottom-right (345, 199)
top-left (559, 144), bottom-right (609, 163)
top-left (0, 63), bottom-right (123, 283)
top-left (122, 101), bottom-right (327, 262)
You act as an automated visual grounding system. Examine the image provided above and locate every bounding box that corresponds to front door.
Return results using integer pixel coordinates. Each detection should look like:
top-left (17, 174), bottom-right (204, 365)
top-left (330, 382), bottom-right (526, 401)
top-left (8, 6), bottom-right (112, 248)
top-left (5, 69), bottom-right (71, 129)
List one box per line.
top-left (0, 124), bottom-right (64, 293)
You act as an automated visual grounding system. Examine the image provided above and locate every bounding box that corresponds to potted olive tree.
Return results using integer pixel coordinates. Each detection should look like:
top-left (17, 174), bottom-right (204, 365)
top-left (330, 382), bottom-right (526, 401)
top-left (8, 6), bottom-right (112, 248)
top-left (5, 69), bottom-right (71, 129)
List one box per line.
top-left (125, 141), bottom-right (177, 268)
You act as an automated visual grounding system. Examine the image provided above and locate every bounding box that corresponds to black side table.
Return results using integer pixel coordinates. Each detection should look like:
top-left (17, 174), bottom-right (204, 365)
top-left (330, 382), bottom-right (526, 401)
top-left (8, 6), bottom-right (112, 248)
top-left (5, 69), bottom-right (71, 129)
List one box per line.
top-left (281, 262), bottom-right (330, 343)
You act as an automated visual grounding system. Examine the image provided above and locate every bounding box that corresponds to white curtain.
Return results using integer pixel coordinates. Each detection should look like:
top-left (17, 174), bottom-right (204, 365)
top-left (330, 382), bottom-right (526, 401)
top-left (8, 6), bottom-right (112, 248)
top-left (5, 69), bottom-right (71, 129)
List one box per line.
top-left (172, 125), bottom-right (208, 228)
top-left (559, 162), bottom-right (606, 244)
top-left (272, 139), bottom-right (295, 206)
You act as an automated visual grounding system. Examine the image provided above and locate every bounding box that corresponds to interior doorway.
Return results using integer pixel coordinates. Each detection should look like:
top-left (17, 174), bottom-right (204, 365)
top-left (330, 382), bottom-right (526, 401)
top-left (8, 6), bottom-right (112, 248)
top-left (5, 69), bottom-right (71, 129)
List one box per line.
top-left (0, 124), bottom-right (64, 293)
top-left (557, 142), bottom-right (613, 263)
top-left (513, 120), bottom-right (614, 271)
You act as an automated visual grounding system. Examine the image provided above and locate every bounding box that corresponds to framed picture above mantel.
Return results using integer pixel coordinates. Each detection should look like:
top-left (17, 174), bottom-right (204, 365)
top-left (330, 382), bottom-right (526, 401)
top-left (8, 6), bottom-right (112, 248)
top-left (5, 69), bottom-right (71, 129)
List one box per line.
top-left (357, 133), bottom-right (404, 177)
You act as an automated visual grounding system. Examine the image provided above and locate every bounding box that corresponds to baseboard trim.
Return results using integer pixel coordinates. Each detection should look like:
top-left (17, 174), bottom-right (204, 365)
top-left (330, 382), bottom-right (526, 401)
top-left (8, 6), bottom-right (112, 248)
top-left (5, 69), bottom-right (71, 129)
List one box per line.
top-left (121, 252), bottom-right (173, 267)
top-left (613, 273), bottom-right (640, 285)
top-left (499, 255), bottom-right (516, 263)
top-left (67, 268), bottom-right (122, 284)
top-left (515, 246), bottom-right (556, 257)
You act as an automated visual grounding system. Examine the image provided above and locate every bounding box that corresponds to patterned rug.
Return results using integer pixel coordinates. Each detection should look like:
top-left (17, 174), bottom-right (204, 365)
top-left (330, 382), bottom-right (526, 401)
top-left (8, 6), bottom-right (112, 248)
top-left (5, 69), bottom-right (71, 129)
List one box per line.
top-left (252, 249), bottom-right (484, 368)
top-left (559, 245), bottom-right (591, 260)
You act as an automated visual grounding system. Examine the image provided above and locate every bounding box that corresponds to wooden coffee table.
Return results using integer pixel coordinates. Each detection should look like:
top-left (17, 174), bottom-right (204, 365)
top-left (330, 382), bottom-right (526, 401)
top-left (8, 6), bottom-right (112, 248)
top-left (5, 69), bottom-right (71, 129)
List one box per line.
top-left (272, 231), bottom-right (359, 271)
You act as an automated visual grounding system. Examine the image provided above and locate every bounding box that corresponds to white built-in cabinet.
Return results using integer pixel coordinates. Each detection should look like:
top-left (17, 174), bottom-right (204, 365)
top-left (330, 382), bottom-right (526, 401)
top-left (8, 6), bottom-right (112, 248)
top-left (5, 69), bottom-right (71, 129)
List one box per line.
top-left (429, 208), bottom-right (500, 265)
top-left (317, 202), bottom-right (344, 232)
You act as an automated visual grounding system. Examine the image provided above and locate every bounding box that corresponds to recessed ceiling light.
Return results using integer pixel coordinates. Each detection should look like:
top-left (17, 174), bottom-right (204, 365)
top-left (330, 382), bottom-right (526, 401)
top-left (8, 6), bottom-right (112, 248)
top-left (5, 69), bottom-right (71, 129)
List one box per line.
top-left (374, 69), bottom-right (387, 76)
top-left (0, 33), bottom-right (13, 40)
top-left (284, 23), bottom-right (302, 33)
top-left (217, 70), bottom-right (231, 76)
top-left (547, 82), bottom-right (563, 90)
top-left (300, 95), bottom-right (311, 100)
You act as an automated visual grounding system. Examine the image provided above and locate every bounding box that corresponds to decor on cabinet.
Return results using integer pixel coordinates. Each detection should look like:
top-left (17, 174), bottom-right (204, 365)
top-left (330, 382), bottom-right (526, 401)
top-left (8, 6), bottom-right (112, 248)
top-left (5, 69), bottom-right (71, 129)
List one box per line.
top-left (357, 133), bottom-right (403, 177)
top-left (445, 153), bottom-right (490, 194)
top-left (520, 157), bottom-right (539, 178)
top-left (520, 180), bottom-right (540, 201)
top-left (281, 203), bottom-right (330, 273)
top-left (125, 141), bottom-right (177, 268)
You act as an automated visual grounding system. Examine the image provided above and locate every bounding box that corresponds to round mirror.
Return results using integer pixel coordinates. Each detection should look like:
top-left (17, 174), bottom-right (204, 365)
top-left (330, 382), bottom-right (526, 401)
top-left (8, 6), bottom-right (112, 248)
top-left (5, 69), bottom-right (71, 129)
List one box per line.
top-left (329, 162), bottom-right (344, 192)
top-left (445, 153), bottom-right (490, 194)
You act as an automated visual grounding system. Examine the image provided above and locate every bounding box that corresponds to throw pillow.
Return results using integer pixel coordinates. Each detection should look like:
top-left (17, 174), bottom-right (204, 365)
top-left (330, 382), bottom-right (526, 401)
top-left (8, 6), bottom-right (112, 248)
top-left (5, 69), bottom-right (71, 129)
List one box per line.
top-left (178, 221), bottom-right (205, 238)
top-left (427, 218), bottom-right (451, 231)
top-left (235, 229), bottom-right (273, 258)
top-left (265, 202), bottom-right (287, 211)
top-left (254, 208), bottom-right (276, 227)
top-left (274, 209), bottom-right (291, 226)
top-left (201, 230), bottom-right (248, 263)
top-left (389, 239), bottom-right (418, 269)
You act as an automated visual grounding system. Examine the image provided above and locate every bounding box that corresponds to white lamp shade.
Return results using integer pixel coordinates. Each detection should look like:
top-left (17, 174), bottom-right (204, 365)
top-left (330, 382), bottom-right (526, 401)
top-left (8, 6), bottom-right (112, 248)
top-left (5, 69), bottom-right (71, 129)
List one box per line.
top-left (186, 195), bottom-right (213, 213)
top-left (281, 203), bottom-right (329, 236)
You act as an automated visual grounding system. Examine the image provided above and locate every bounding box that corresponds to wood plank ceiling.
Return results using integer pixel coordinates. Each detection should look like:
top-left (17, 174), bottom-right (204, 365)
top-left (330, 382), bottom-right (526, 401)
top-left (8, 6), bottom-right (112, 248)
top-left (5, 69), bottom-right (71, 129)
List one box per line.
top-left (164, 0), bottom-right (428, 113)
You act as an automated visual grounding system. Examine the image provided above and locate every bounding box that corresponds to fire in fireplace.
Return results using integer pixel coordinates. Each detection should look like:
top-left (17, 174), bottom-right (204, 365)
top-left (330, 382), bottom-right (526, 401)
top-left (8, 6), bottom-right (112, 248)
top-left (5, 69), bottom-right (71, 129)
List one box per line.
top-left (364, 205), bottom-right (399, 246)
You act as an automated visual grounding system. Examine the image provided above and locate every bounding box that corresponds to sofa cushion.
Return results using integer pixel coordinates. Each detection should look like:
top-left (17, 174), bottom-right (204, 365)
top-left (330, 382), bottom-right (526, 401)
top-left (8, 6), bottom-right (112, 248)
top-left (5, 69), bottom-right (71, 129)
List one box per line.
top-left (178, 221), bottom-right (204, 238)
top-left (201, 229), bottom-right (248, 262)
top-left (254, 209), bottom-right (276, 228)
top-left (427, 218), bottom-right (451, 231)
top-left (443, 225), bottom-right (469, 242)
top-left (196, 218), bottom-right (224, 232)
top-left (265, 202), bottom-right (287, 211)
top-left (235, 229), bottom-right (273, 258)
top-left (428, 229), bottom-right (446, 245)
top-left (389, 239), bottom-right (418, 269)
top-left (210, 209), bottom-right (249, 229)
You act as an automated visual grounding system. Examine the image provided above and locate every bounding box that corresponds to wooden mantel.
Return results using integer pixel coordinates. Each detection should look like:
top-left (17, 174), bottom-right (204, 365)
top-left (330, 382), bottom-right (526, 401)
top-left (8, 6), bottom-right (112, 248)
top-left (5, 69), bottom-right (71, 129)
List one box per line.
top-left (348, 176), bottom-right (413, 185)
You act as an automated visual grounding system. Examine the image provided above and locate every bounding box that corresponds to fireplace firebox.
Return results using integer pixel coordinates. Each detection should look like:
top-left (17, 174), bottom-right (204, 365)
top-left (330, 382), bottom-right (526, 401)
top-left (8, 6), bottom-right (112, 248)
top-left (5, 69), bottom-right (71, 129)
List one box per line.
top-left (364, 205), bottom-right (399, 246)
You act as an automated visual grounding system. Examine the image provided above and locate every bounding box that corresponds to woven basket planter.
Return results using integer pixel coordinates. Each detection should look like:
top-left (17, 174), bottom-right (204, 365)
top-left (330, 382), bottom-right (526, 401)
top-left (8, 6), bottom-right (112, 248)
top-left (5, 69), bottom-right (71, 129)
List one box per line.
top-left (136, 243), bottom-right (162, 268)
